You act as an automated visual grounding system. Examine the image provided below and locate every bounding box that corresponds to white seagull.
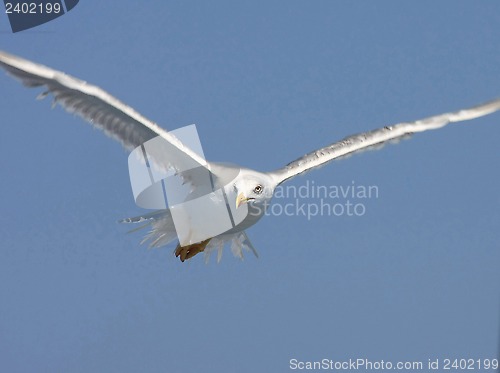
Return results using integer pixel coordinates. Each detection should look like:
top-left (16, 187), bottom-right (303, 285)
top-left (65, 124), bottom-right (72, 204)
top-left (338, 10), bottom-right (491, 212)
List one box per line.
top-left (1, 50), bottom-right (499, 263)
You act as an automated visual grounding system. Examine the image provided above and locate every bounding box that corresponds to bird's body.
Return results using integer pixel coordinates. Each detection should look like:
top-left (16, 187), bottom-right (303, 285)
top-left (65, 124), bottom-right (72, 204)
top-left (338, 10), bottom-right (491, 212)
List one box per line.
top-left (1, 50), bottom-right (499, 262)
top-left (126, 163), bottom-right (275, 261)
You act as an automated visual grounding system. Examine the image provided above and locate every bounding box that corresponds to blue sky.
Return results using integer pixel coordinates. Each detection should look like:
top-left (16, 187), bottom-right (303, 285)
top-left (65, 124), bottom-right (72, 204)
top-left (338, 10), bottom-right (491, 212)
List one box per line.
top-left (1, 2), bottom-right (499, 372)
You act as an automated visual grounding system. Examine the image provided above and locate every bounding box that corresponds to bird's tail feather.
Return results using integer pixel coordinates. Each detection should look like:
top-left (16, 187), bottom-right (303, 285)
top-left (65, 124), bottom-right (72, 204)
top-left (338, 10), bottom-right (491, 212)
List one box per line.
top-left (119, 210), bottom-right (259, 262)
top-left (119, 210), bottom-right (178, 249)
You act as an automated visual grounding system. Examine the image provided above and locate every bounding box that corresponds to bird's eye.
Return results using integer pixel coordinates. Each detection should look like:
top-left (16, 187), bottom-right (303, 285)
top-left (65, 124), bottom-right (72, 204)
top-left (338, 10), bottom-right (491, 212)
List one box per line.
top-left (253, 184), bottom-right (263, 194)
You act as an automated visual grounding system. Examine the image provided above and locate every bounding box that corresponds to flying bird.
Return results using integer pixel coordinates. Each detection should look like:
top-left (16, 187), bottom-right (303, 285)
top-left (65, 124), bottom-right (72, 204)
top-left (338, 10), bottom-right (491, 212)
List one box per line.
top-left (1, 50), bottom-right (499, 263)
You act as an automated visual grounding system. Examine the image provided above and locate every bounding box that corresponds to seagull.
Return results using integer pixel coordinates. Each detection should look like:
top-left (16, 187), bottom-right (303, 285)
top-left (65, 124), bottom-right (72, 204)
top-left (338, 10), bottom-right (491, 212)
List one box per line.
top-left (1, 50), bottom-right (499, 263)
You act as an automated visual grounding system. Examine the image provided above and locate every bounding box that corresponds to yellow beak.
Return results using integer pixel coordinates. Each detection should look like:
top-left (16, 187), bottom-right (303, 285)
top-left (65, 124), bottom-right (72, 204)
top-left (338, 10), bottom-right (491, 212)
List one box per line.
top-left (235, 192), bottom-right (248, 209)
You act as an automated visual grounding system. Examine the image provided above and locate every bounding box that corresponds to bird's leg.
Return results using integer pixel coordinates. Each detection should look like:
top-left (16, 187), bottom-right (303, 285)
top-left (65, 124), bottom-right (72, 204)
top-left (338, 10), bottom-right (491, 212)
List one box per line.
top-left (175, 238), bottom-right (211, 262)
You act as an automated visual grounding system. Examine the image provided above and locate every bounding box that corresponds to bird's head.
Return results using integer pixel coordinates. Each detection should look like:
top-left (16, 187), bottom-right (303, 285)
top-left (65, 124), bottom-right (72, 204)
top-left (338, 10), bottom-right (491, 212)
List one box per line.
top-left (233, 170), bottom-right (276, 210)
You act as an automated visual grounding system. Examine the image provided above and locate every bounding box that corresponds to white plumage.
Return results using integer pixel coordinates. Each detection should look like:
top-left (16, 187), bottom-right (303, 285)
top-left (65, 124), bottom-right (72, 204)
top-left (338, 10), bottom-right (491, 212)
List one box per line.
top-left (1, 50), bottom-right (499, 262)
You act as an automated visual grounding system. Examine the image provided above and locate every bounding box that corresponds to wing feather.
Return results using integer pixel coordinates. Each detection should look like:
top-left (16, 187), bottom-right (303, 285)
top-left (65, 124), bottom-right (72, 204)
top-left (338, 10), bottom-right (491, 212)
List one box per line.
top-left (0, 50), bottom-right (207, 171)
top-left (271, 99), bottom-right (500, 183)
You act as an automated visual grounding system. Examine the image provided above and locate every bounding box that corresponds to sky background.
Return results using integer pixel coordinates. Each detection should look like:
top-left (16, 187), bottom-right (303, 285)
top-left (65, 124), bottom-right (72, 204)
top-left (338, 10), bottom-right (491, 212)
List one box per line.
top-left (1, 2), bottom-right (499, 372)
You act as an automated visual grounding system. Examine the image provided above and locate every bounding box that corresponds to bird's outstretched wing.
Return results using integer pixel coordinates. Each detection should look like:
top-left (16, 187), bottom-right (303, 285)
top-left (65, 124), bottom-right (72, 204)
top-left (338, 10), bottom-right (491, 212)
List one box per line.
top-left (271, 99), bottom-right (500, 184)
top-left (0, 50), bottom-right (207, 171)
